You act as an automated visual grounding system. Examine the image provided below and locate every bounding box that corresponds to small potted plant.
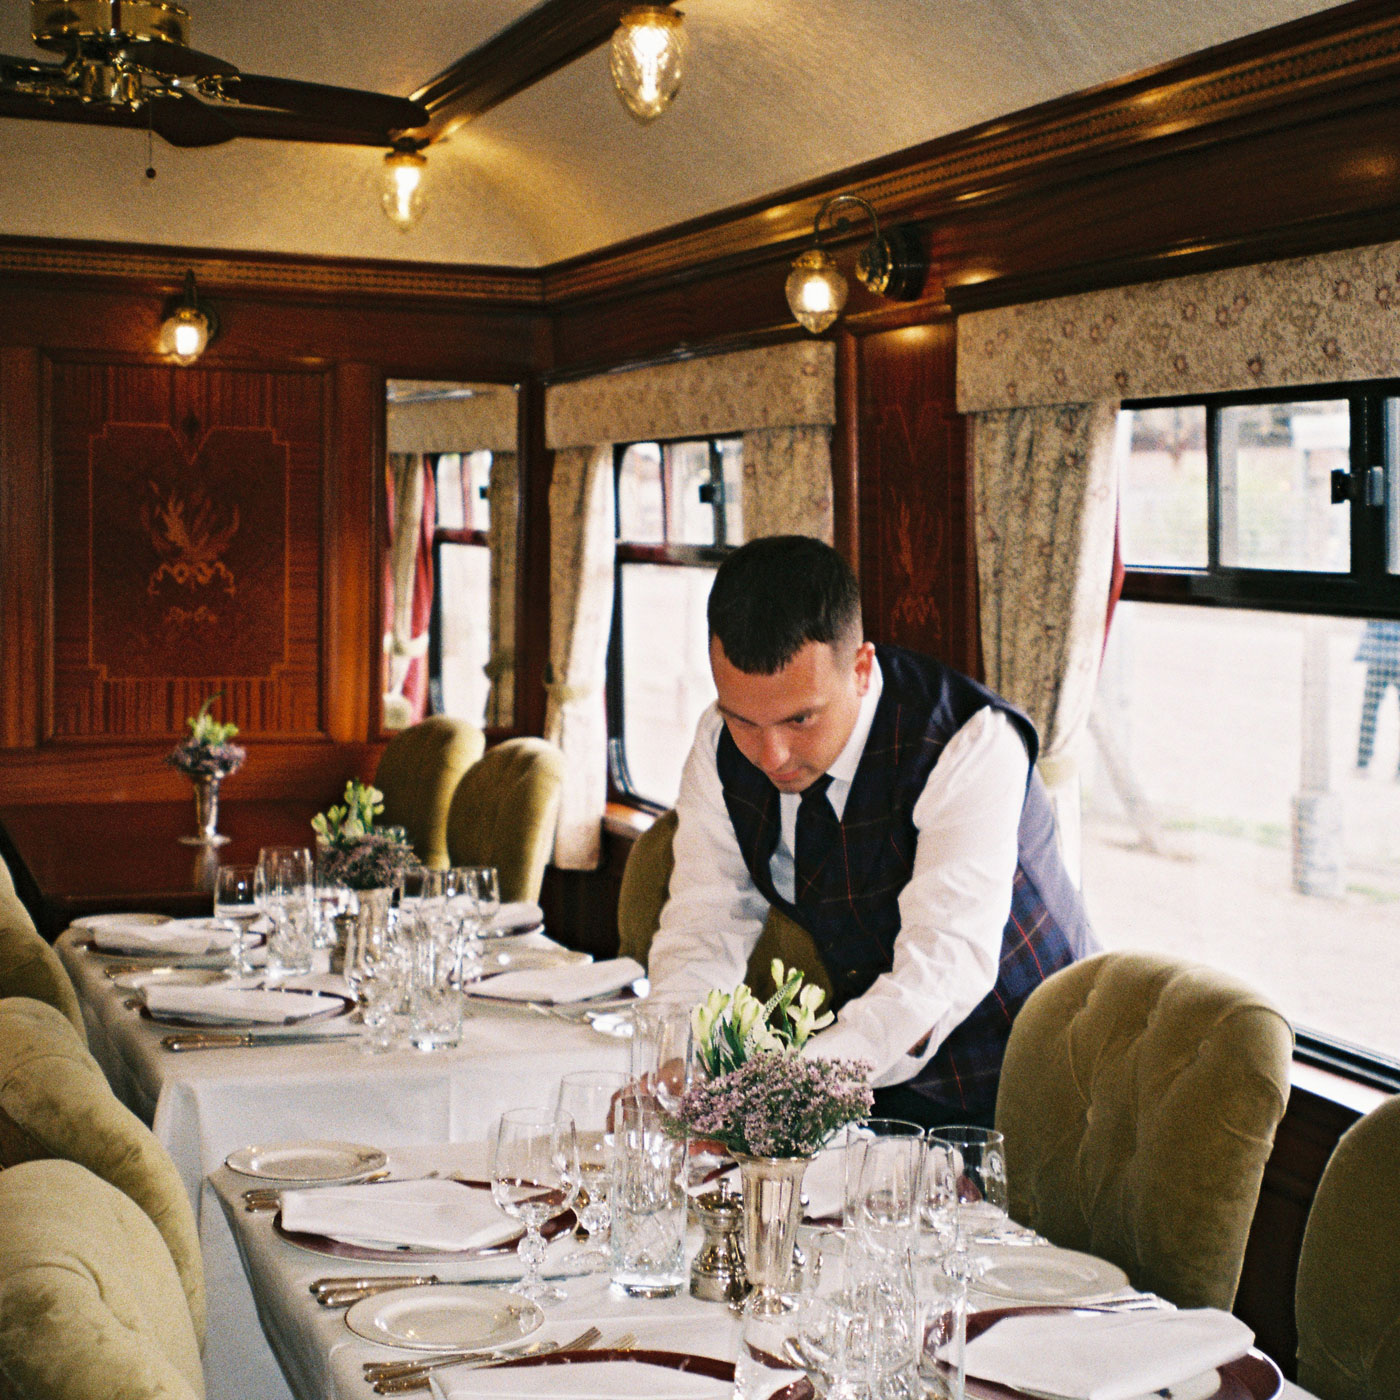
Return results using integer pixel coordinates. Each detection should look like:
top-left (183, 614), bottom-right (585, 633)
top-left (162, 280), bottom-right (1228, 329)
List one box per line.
top-left (166, 693), bottom-right (246, 845)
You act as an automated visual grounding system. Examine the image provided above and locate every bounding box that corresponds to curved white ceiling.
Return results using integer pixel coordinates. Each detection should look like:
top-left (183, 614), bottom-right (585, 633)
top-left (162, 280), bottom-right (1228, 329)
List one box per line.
top-left (0, 0), bottom-right (1343, 267)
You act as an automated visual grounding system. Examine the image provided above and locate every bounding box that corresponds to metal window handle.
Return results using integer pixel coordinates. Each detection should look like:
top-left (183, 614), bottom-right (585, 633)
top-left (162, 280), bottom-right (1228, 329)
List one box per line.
top-left (698, 482), bottom-right (725, 504)
top-left (1364, 465), bottom-right (1386, 507)
top-left (1331, 468), bottom-right (1353, 504)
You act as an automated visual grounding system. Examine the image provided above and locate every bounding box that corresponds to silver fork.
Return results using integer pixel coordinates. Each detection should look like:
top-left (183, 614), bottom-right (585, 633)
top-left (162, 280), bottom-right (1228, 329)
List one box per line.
top-left (366, 1325), bottom-right (602, 1391)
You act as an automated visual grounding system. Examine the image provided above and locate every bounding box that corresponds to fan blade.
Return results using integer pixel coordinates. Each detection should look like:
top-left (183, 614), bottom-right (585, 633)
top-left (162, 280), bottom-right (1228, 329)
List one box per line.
top-left (116, 37), bottom-right (236, 81)
top-left (0, 53), bottom-right (60, 80)
top-left (222, 73), bottom-right (426, 132)
top-left (146, 91), bottom-right (237, 147)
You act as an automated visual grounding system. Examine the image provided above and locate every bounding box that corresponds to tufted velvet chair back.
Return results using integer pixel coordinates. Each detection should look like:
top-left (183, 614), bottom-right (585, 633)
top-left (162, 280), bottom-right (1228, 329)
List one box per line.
top-left (1295, 1094), bottom-right (1400, 1400)
top-left (0, 997), bottom-right (205, 1346)
top-left (374, 716), bottom-right (486, 870)
top-left (445, 738), bottom-right (565, 903)
top-left (0, 855), bottom-right (84, 1041)
top-left (0, 1158), bottom-right (204, 1400)
top-left (994, 949), bottom-right (1292, 1310)
top-left (615, 809), bottom-right (833, 1003)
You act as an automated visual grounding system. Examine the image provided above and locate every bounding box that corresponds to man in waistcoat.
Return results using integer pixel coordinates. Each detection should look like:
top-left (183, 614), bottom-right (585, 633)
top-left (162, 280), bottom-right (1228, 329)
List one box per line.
top-left (648, 534), bottom-right (1098, 1129)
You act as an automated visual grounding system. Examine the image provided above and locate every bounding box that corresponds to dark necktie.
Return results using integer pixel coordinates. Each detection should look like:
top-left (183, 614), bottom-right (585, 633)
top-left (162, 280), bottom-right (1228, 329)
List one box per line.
top-left (793, 773), bottom-right (837, 904)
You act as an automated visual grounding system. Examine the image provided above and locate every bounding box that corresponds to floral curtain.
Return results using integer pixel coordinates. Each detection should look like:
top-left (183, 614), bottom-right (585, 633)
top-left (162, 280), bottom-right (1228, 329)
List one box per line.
top-left (485, 451), bottom-right (518, 728)
top-left (740, 426), bottom-right (834, 544)
top-left (544, 445), bottom-right (616, 869)
top-left (972, 403), bottom-right (1119, 880)
top-left (384, 454), bottom-right (435, 729)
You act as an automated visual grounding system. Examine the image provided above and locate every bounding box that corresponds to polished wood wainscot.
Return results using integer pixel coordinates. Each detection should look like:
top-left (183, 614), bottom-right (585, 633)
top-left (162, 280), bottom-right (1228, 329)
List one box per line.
top-left (0, 799), bottom-right (322, 939)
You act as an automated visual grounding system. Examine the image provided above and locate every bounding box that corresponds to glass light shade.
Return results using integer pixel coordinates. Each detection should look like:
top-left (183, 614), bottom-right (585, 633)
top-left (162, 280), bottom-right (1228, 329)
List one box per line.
top-left (381, 148), bottom-right (427, 231)
top-left (610, 7), bottom-right (685, 124)
top-left (158, 305), bottom-right (211, 365)
top-left (785, 247), bottom-right (849, 334)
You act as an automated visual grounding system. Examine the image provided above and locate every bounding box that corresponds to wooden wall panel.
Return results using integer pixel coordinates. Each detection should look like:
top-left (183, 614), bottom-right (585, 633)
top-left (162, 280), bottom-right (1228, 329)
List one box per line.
top-left (46, 359), bottom-right (327, 742)
top-left (0, 347), bottom-right (42, 749)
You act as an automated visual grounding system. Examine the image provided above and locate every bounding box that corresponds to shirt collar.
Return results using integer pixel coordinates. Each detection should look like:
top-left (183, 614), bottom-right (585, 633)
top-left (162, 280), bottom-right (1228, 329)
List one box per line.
top-left (827, 652), bottom-right (882, 788)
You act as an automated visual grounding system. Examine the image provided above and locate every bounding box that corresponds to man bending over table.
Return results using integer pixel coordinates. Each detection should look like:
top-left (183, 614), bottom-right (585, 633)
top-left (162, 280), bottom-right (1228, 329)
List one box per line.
top-left (647, 535), bottom-right (1098, 1129)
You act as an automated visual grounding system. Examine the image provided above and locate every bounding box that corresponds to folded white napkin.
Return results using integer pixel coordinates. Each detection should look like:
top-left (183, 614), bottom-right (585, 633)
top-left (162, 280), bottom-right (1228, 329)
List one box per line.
top-left (953, 1307), bottom-right (1254, 1400)
top-left (141, 985), bottom-right (345, 1025)
top-left (430, 1360), bottom-right (734, 1400)
top-left (86, 916), bottom-right (241, 956)
top-left (800, 1146), bottom-right (846, 1221)
top-left (280, 1179), bottom-right (519, 1251)
top-left (490, 901), bottom-right (544, 933)
top-left (466, 957), bottom-right (644, 1005)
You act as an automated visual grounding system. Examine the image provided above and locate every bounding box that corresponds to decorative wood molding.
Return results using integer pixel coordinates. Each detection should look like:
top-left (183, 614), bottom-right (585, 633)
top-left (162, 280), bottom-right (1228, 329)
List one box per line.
top-left (0, 236), bottom-right (543, 306)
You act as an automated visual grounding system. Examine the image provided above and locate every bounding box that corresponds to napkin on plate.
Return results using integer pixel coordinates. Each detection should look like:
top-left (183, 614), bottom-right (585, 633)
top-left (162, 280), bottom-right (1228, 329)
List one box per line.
top-left (799, 1146), bottom-right (846, 1221)
top-left (85, 916), bottom-right (241, 956)
top-left (280, 1178), bottom-right (518, 1251)
top-left (429, 1359), bottom-right (737, 1400)
top-left (951, 1307), bottom-right (1254, 1400)
top-left (466, 956), bottom-right (644, 1005)
top-left (141, 985), bottom-right (346, 1025)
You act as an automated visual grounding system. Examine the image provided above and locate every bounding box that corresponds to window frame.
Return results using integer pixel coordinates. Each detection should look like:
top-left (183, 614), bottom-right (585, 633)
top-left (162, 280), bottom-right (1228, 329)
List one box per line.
top-left (1117, 382), bottom-right (1400, 1092)
top-left (427, 452), bottom-right (491, 718)
top-left (606, 436), bottom-right (738, 807)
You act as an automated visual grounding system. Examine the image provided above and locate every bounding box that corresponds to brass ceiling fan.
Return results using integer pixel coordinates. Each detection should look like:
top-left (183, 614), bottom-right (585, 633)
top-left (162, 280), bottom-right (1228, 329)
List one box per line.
top-left (0, 0), bottom-right (428, 147)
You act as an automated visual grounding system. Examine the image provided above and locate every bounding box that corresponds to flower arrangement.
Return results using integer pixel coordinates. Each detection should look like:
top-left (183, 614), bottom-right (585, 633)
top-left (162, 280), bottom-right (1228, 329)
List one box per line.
top-left (166, 694), bottom-right (246, 779)
top-left (671, 961), bottom-right (873, 1159)
top-left (311, 780), bottom-right (418, 891)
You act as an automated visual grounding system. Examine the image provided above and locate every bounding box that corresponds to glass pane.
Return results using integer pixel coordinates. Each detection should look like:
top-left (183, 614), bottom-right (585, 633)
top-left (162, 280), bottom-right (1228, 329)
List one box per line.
top-left (436, 543), bottom-right (491, 727)
top-left (466, 450), bottom-right (492, 533)
top-left (618, 443), bottom-right (664, 543)
top-left (1083, 602), bottom-right (1400, 1063)
top-left (620, 563), bottom-right (717, 804)
top-left (1117, 406), bottom-right (1208, 568)
top-left (1218, 400), bottom-right (1349, 572)
top-left (669, 440), bottom-right (717, 546)
top-left (434, 454), bottom-right (464, 528)
top-left (717, 438), bottom-right (745, 546)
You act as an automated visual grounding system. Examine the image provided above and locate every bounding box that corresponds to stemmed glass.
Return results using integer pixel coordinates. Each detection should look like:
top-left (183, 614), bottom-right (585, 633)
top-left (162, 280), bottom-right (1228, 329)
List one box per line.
top-left (450, 866), bottom-right (499, 985)
top-left (213, 864), bottom-right (259, 977)
top-left (554, 1070), bottom-right (628, 1270)
top-left (489, 1107), bottom-right (580, 1304)
top-left (928, 1126), bottom-right (1008, 1246)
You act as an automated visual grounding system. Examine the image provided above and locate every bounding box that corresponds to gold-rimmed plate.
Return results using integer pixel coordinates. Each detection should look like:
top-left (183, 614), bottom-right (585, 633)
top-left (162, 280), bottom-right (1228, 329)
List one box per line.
top-left (344, 1287), bottom-right (543, 1352)
top-left (225, 1140), bottom-right (387, 1183)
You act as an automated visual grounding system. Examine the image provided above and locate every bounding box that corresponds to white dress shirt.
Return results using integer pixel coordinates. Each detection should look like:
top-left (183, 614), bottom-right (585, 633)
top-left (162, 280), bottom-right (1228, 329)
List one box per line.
top-left (648, 656), bottom-right (1030, 1087)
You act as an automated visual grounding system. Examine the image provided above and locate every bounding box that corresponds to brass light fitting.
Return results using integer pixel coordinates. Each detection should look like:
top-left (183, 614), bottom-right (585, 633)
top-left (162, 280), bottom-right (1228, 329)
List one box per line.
top-left (158, 268), bottom-right (218, 365)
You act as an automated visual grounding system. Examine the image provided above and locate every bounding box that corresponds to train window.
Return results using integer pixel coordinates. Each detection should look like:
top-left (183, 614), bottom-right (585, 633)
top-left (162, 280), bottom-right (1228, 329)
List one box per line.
top-left (429, 452), bottom-right (492, 726)
top-left (1088, 385), bottom-right (1400, 1086)
top-left (609, 438), bottom-right (744, 805)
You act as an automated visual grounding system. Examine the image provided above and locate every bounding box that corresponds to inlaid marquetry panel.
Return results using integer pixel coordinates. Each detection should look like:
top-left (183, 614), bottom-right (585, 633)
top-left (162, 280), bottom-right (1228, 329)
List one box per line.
top-left (47, 360), bottom-right (327, 740)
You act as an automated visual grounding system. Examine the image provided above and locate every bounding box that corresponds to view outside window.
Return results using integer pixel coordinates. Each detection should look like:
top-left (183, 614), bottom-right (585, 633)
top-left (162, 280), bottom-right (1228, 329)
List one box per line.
top-left (1118, 405), bottom-right (1208, 568)
top-left (1082, 602), bottom-right (1400, 1062)
top-left (433, 451), bottom-right (491, 727)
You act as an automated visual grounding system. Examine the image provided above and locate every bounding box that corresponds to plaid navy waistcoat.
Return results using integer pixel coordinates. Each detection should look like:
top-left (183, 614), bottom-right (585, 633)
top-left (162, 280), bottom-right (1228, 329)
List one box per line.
top-left (716, 644), bottom-right (1097, 1125)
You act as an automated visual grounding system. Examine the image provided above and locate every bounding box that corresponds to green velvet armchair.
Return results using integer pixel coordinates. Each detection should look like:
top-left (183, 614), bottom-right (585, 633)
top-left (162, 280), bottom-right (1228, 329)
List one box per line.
top-left (374, 715), bottom-right (486, 870)
top-left (0, 854), bottom-right (84, 1041)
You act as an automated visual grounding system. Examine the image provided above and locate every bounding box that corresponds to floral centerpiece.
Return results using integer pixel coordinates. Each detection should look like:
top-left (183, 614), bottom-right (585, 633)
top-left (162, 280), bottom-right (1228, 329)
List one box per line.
top-left (166, 694), bottom-right (246, 844)
top-left (311, 780), bottom-right (418, 892)
top-left (670, 961), bottom-right (872, 1311)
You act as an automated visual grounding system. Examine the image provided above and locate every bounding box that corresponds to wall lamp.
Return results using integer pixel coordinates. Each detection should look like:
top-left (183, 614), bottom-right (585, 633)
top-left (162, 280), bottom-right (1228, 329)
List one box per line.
top-left (158, 269), bottom-right (219, 365)
top-left (381, 138), bottom-right (429, 231)
top-left (785, 194), bottom-right (926, 334)
top-left (611, 5), bottom-right (686, 124)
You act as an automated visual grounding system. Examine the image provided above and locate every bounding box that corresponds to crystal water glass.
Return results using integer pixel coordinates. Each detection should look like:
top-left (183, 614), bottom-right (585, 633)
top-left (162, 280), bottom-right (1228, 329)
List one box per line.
top-left (489, 1107), bottom-right (580, 1304)
top-left (554, 1069), bottom-right (628, 1269)
top-left (607, 1094), bottom-right (687, 1297)
top-left (927, 1126), bottom-right (1008, 1245)
top-left (404, 909), bottom-right (464, 1050)
top-left (256, 846), bottom-right (314, 977)
top-left (213, 864), bottom-right (259, 977)
top-left (344, 909), bottom-right (405, 1054)
top-left (449, 866), bottom-right (499, 985)
top-left (842, 1119), bottom-right (925, 1242)
top-left (629, 997), bottom-right (695, 1112)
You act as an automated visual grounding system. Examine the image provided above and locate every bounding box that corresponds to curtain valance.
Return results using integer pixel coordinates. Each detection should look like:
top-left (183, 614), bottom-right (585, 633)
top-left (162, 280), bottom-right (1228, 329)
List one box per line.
top-left (957, 238), bottom-right (1400, 413)
top-left (387, 383), bottom-right (518, 454)
top-left (545, 342), bottom-right (836, 450)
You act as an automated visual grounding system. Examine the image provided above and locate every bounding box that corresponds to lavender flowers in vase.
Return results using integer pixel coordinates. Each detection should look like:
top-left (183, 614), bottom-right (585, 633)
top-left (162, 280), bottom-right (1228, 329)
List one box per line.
top-left (166, 694), bottom-right (246, 846)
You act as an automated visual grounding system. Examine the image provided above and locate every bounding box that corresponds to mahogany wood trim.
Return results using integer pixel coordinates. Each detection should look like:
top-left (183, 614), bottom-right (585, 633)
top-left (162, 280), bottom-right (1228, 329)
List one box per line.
top-left (0, 347), bottom-right (43, 749)
top-left (411, 0), bottom-right (635, 142)
top-left (514, 374), bottom-right (551, 739)
top-left (833, 330), bottom-right (859, 577)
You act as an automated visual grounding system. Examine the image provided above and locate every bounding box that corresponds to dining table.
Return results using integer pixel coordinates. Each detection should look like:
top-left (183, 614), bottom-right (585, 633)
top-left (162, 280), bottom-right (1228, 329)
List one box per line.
top-left (54, 926), bottom-right (631, 1400)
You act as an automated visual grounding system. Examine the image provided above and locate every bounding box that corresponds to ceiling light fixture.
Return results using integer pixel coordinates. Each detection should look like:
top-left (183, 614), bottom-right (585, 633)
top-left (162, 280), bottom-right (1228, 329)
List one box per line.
top-left (381, 139), bottom-right (428, 231)
top-left (785, 193), bottom-right (926, 334)
top-left (158, 269), bottom-right (218, 365)
top-left (610, 5), bottom-right (685, 125)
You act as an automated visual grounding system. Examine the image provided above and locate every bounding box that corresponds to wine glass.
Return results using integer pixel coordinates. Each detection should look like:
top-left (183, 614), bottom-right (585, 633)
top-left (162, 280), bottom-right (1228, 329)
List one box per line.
top-left (489, 1108), bottom-right (580, 1304)
top-left (844, 1120), bottom-right (926, 1249)
top-left (927, 1127), bottom-right (1008, 1246)
top-left (554, 1069), bottom-right (628, 1270)
top-left (451, 866), bottom-right (499, 985)
top-left (213, 864), bottom-right (259, 977)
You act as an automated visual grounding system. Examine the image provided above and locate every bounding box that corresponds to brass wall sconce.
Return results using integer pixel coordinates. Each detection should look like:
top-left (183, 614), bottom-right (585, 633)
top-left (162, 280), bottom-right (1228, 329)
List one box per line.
top-left (785, 194), bottom-right (926, 334)
top-left (158, 269), bottom-right (219, 365)
top-left (611, 5), bottom-right (686, 124)
top-left (381, 138), bottom-right (429, 231)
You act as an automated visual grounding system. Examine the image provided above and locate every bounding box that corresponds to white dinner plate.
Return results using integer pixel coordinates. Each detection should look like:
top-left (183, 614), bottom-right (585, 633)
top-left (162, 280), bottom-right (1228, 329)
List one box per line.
top-left (477, 946), bottom-right (590, 976)
top-left (971, 1243), bottom-right (1130, 1305)
top-left (71, 912), bottom-right (170, 932)
top-left (1016, 1371), bottom-right (1220, 1400)
top-left (224, 1140), bottom-right (388, 1182)
top-left (344, 1286), bottom-right (543, 1352)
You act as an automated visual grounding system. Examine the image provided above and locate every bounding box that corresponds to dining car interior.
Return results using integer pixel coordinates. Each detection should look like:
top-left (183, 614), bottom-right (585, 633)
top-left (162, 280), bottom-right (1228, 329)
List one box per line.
top-left (1, 0), bottom-right (1399, 1397)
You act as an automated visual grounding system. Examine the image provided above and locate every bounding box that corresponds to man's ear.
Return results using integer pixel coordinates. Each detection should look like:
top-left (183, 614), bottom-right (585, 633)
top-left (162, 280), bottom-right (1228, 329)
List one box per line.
top-left (852, 641), bottom-right (876, 695)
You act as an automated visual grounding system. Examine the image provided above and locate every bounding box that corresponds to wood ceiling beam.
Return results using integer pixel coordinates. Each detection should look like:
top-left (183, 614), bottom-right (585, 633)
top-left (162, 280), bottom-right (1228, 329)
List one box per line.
top-left (409, 0), bottom-right (634, 142)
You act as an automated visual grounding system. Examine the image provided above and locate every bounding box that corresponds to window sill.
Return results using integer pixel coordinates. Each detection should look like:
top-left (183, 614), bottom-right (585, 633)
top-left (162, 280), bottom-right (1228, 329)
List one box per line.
top-left (604, 802), bottom-right (659, 840)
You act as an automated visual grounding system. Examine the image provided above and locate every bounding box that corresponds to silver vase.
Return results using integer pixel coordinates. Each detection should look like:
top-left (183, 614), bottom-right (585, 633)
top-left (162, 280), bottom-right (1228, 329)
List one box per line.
top-left (735, 1151), bottom-right (812, 1316)
top-left (179, 774), bottom-right (229, 846)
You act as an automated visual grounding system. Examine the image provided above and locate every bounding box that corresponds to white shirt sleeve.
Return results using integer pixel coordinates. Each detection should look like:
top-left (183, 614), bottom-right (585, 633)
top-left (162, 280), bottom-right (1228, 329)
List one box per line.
top-left (804, 707), bottom-right (1030, 1086)
top-left (646, 705), bottom-right (771, 1000)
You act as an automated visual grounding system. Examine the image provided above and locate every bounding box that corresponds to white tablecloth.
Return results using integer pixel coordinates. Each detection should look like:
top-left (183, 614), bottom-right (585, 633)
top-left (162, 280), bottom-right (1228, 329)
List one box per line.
top-left (56, 930), bottom-right (630, 1400)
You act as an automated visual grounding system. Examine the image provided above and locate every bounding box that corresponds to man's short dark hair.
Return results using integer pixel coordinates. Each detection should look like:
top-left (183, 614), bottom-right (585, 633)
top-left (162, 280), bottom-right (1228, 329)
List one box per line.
top-left (707, 535), bottom-right (863, 674)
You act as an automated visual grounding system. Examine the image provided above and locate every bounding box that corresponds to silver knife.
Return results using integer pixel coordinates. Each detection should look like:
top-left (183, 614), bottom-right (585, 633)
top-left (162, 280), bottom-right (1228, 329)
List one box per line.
top-left (162, 1029), bottom-right (363, 1051)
